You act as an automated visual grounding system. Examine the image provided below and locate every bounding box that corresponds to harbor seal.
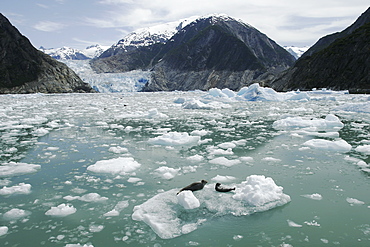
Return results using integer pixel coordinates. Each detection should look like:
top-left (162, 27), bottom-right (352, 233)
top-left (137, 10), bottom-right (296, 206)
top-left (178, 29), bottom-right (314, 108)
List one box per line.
top-left (215, 183), bottom-right (235, 192)
top-left (177, 180), bottom-right (207, 195)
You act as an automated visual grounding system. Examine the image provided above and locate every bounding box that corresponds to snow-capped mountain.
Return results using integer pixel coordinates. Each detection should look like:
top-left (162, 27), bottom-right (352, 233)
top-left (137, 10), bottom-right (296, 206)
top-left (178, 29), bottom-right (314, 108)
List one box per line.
top-left (284, 46), bottom-right (310, 59)
top-left (98, 16), bottom-right (198, 58)
top-left (40, 44), bottom-right (109, 60)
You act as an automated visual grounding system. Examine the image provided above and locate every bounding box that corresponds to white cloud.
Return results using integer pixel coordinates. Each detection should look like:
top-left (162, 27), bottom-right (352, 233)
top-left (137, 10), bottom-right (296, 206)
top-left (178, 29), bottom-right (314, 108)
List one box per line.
top-left (33, 21), bottom-right (66, 32)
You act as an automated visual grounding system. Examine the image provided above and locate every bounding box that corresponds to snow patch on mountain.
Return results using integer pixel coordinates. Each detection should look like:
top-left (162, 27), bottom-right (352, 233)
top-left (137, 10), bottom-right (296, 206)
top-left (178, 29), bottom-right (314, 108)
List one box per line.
top-left (40, 44), bottom-right (109, 60)
top-left (284, 46), bottom-right (310, 59)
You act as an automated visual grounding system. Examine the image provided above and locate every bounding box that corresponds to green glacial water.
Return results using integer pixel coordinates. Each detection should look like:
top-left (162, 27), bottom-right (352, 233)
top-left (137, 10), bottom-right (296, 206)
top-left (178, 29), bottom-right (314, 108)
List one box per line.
top-left (0, 90), bottom-right (370, 246)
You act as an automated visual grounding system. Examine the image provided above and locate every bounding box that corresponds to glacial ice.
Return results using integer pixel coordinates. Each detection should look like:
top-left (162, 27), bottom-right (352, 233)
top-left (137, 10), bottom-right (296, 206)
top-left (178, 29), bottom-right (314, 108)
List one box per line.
top-left (45, 203), bottom-right (77, 217)
top-left (272, 114), bottom-right (344, 131)
top-left (0, 182), bottom-right (31, 195)
top-left (3, 208), bottom-right (31, 221)
top-left (148, 132), bottom-right (200, 146)
top-left (0, 162), bottom-right (41, 178)
top-left (177, 191), bottom-right (200, 209)
top-left (0, 226), bottom-right (8, 236)
top-left (132, 175), bottom-right (290, 239)
top-left (87, 157), bottom-right (141, 176)
top-left (302, 139), bottom-right (352, 152)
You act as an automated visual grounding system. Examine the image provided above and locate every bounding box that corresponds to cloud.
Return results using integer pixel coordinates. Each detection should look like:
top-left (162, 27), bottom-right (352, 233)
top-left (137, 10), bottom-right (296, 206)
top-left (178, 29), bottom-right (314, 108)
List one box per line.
top-left (33, 21), bottom-right (66, 32)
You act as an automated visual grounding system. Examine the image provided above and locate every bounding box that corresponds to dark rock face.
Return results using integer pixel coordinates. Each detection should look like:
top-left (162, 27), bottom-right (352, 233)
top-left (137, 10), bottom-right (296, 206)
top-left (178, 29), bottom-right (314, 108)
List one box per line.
top-left (0, 13), bottom-right (95, 94)
top-left (271, 7), bottom-right (370, 93)
top-left (91, 15), bottom-right (295, 91)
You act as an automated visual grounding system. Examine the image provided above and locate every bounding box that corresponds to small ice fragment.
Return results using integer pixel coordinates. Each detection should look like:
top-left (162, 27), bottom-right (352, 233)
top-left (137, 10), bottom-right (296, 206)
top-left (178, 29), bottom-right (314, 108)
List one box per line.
top-left (346, 197), bottom-right (365, 205)
top-left (209, 157), bottom-right (241, 167)
top-left (177, 191), bottom-right (200, 209)
top-left (89, 224), bottom-right (104, 233)
top-left (3, 208), bottom-right (31, 221)
top-left (287, 219), bottom-right (303, 227)
top-left (0, 226), bottom-right (8, 236)
top-left (45, 204), bottom-right (76, 217)
top-left (0, 183), bottom-right (32, 195)
top-left (301, 193), bottom-right (323, 200)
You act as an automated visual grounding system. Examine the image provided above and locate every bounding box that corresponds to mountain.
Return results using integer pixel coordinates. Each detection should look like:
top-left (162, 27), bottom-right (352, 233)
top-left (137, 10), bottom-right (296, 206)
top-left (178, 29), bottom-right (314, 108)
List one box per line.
top-left (271, 7), bottom-right (370, 93)
top-left (91, 14), bottom-right (296, 91)
top-left (40, 44), bottom-right (109, 60)
top-left (284, 46), bottom-right (309, 59)
top-left (0, 13), bottom-right (95, 94)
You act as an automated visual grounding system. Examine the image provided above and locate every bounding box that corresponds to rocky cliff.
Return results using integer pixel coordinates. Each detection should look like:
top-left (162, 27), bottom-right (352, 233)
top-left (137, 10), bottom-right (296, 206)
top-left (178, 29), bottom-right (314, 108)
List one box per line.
top-left (91, 14), bottom-right (296, 91)
top-left (271, 7), bottom-right (370, 93)
top-left (0, 13), bottom-right (95, 94)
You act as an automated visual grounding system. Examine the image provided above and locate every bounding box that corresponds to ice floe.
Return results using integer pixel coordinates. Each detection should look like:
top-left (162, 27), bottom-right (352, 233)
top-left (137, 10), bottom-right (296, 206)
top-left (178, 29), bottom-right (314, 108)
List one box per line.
top-left (355, 145), bottom-right (370, 155)
top-left (153, 166), bottom-right (180, 180)
top-left (0, 162), bottom-right (41, 178)
top-left (103, 200), bottom-right (129, 217)
top-left (64, 193), bottom-right (108, 202)
top-left (346, 197), bottom-right (365, 205)
top-left (148, 132), bottom-right (200, 146)
top-left (132, 175), bottom-right (290, 239)
top-left (272, 114), bottom-right (344, 131)
top-left (3, 208), bottom-right (31, 221)
top-left (209, 157), bottom-right (241, 167)
top-left (45, 203), bottom-right (77, 217)
top-left (0, 226), bottom-right (8, 236)
top-left (301, 193), bottom-right (323, 200)
top-left (302, 139), bottom-right (351, 152)
top-left (87, 157), bottom-right (141, 176)
top-left (0, 183), bottom-right (31, 196)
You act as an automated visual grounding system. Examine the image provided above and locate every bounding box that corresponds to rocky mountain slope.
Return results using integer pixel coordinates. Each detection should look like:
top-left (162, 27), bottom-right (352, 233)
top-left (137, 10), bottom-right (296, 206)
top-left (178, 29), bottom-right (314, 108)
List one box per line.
top-left (271, 7), bottom-right (370, 93)
top-left (0, 13), bottom-right (95, 94)
top-left (91, 14), bottom-right (296, 91)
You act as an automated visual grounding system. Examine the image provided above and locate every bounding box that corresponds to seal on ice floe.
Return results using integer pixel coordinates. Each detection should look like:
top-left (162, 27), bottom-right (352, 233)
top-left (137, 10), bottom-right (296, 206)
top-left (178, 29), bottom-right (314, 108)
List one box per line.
top-left (177, 180), bottom-right (207, 195)
top-left (215, 183), bottom-right (235, 192)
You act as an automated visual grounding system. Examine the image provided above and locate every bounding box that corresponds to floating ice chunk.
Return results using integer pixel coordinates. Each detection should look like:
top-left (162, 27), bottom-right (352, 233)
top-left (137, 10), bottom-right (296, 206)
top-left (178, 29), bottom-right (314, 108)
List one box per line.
top-left (3, 208), bottom-right (31, 221)
top-left (209, 157), bottom-right (241, 167)
top-left (0, 162), bottom-right (41, 178)
top-left (153, 166), bottom-right (180, 180)
top-left (301, 193), bottom-right (323, 200)
top-left (148, 132), bottom-right (200, 146)
top-left (217, 142), bottom-right (236, 149)
top-left (346, 197), bottom-right (365, 205)
top-left (355, 145), bottom-right (370, 155)
top-left (182, 99), bottom-right (230, 109)
top-left (45, 203), bottom-right (77, 217)
top-left (89, 224), bottom-right (104, 233)
top-left (65, 193), bottom-right (108, 202)
top-left (232, 175), bottom-right (291, 207)
top-left (127, 177), bottom-right (142, 183)
top-left (302, 139), bottom-right (351, 152)
top-left (334, 102), bottom-right (370, 113)
top-left (174, 97), bottom-right (186, 104)
top-left (0, 226), bottom-right (8, 236)
top-left (211, 175), bottom-right (236, 183)
top-left (190, 129), bottom-right (209, 136)
top-left (273, 114), bottom-right (344, 131)
top-left (65, 244), bottom-right (94, 247)
top-left (103, 200), bottom-right (129, 217)
top-left (108, 146), bottom-right (129, 154)
top-left (177, 191), bottom-right (200, 209)
top-left (87, 157), bottom-right (141, 176)
top-left (186, 154), bottom-right (204, 162)
top-left (147, 108), bottom-right (168, 119)
top-left (262, 157), bottom-right (281, 162)
top-left (32, 127), bottom-right (49, 136)
top-left (287, 219), bottom-right (303, 227)
top-left (0, 183), bottom-right (31, 196)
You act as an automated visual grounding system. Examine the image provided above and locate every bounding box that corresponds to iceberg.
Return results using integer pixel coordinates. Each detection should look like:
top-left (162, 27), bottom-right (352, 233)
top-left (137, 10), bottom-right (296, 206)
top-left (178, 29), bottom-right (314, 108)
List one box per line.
top-left (45, 203), bottom-right (77, 217)
top-left (0, 162), bottom-right (41, 178)
top-left (148, 132), bottom-right (200, 146)
top-left (87, 157), bottom-right (141, 176)
top-left (272, 114), bottom-right (344, 131)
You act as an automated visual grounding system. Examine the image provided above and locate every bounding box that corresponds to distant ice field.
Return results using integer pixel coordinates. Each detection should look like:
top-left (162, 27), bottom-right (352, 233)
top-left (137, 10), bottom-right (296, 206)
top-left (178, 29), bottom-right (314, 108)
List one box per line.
top-left (1, 87), bottom-right (370, 246)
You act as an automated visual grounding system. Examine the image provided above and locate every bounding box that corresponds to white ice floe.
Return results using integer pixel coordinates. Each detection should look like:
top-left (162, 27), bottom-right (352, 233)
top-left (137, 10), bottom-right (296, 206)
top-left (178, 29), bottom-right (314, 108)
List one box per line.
top-left (177, 191), bottom-right (200, 209)
top-left (148, 132), bottom-right (200, 146)
top-left (87, 157), bottom-right (141, 176)
top-left (355, 145), bottom-right (370, 155)
top-left (232, 175), bottom-right (291, 207)
top-left (182, 98), bottom-right (231, 109)
top-left (132, 175), bottom-right (290, 239)
top-left (334, 102), bottom-right (370, 113)
top-left (272, 114), bottom-right (344, 131)
top-left (302, 139), bottom-right (351, 152)
top-left (89, 224), bottom-right (104, 233)
top-left (153, 166), bottom-right (180, 180)
top-left (0, 162), bottom-right (41, 178)
top-left (3, 208), bottom-right (31, 221)
top-left (209, 157), bottom-right (241, 167)
top-left (108, 146), bottom-right (129, 154)
top-left (45, 203), bottom-right (77, 217)
top-left (65, 244), bottom-right (94, 247)
top-left (204, 83), bottom-right (310, 102)
top-left (64, 193), bottom-right (108, 202)
top-left (116, 108), bottom-right (167, 119)
top-left (0, 183), bottom-right (31, 196)
top-left (346, 197), bottom-right (365, 205)
top-left (103, 200), bottom-right (129, 217)
top-left (186, 154), bottom-right (204, 162)
top-left (287, 219), bottom-right (303, 228)
top-left (0, 226), bottom-right (9, 236)
top-left (262, 157), bottom-right (281, 162)
top-left (301, 193), bottom-right (323, 200)
top-left (211, 175), bottom-right (236, 183)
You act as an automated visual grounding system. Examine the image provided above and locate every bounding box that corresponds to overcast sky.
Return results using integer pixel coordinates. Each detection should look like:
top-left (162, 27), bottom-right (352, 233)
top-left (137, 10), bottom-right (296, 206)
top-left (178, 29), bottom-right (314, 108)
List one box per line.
top-left (2, 0), bottom-right (369, 49)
